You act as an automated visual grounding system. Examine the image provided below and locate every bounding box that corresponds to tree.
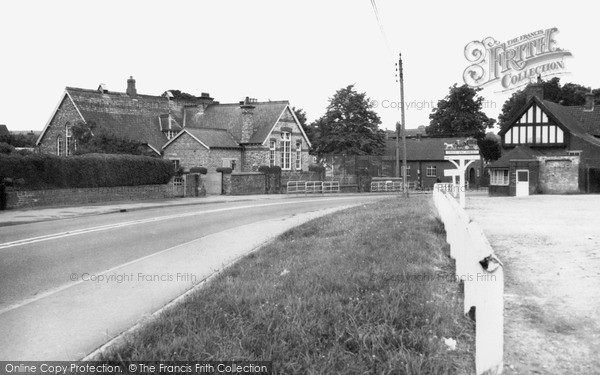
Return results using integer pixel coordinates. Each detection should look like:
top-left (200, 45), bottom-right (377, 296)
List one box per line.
top-left (427, 84), bottom-right (495, 139)
top-left (498, 77), bottom-right (600, 127)
top-left (478, 133), bottom-right (502, 162)
top-left (309, 85), bottom-right (385, 156)
top-left (161, 90), bottom-right (198, 101)
top-left (292, 106), bottom-right (315, 144)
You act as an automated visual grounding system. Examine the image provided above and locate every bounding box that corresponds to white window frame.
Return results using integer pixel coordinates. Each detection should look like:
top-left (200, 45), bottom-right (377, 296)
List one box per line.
top-left (57, 135), bottom-right (64, 156)
top-left (490, 169), bottom-right (509, 186)
top-left (269, 140), bottom-right (276, 167)
top-left (65, 124), bottom-right (75, 156)
top-left (295, 140), bottom-right (302, 170)
top-left (166, 130), bottom-right (177, 140)
top-left (280, 132), bottom-right (291, 170)
top-left (172, 159), bottom-right (180, 172)
top-left (426, 165), bottom-right (436, 177)
top-left (173, 176), bottom-right (184, 186)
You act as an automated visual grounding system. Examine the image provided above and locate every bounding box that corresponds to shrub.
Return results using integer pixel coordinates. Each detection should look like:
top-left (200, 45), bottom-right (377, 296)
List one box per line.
top-left (189, 167), bottom-right (208, 175)
top-left (269, 165), bottom-right (282, 175)
top-left (216, 167), bottom-right (233, 174)
top-left (258, 165), bottom-right (270, 174)
top-left (0, 153), bottom-right (174, 189)
top-left (0, 142), bottom-right (15, 155)
top-left (308, 163), bottom-right (325, 174)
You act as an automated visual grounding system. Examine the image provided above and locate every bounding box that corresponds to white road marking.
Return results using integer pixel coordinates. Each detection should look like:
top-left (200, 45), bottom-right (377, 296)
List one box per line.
top-left (0, 204), bottom-right (358, 316)
top-left (0, 197), bottom-right (372, 250)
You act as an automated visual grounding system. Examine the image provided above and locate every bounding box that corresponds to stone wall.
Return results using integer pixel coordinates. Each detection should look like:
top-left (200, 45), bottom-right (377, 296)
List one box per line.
top-left (37, 95), bottom-right (81, 155)
top-left (230, 172), bottom-right (266, 195)
top-left (538, 155), bottom-right (580, 193)
top-left (5, 183), bottom-right (177, 210)
top-left (163, 132), bottom-right (242, 172)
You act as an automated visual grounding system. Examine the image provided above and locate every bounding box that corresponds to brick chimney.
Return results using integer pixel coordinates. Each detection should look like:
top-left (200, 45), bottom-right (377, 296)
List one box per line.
top-left (240, 97), bottom-right (256, 143)
top-left (584, 89), bottom-right (594, 112)
top-left (126, 76), bottom-right (137, 98)
top-left (526, 77), bottom-right (544, 102)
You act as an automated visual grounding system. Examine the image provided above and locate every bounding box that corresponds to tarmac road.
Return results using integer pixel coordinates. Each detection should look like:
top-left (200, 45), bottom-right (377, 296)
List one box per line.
top-left (0, 195), bottom-right (387, 360)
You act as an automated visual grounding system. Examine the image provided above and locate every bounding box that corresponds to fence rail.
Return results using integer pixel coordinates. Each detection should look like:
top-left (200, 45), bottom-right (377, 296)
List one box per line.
top-left (286, 181), bottom-right (306, 194)
top-left (322, 181), bottom-right (340, 193)
top-left (433, 183), bottom-right (504, 375)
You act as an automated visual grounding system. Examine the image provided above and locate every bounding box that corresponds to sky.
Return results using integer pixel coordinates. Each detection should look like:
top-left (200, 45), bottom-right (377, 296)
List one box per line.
top-left (1, 0), bottom-right (598, 133)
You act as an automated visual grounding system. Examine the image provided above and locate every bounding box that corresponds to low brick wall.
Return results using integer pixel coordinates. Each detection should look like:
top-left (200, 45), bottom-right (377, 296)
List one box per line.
top-left (5, 184), bottom-right (176, 210)
top-left (230, 172), bottom-right (266, 195)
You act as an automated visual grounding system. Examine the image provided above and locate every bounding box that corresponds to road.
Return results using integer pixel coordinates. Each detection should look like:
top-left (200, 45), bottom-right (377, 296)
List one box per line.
top-left (0, 195), bottom-right (387, 360)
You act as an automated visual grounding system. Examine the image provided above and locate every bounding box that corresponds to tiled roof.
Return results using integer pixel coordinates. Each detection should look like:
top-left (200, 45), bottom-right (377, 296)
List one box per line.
top-left (185, 101), bottom-right (289, 144)
top-left (184, 128), bottom-right (240, 149)
top-left (384, 136), bottom-right (471, 161)
top-left (488, 145), bottom-right (541, 169)
top-left (556, 104), bottom-right (600, 137)
top-left (67, 87), bottom-right (177, 152)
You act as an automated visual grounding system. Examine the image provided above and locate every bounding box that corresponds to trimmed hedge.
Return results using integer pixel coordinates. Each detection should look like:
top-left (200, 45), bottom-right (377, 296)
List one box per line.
top-left (216, 167), bottom-right (233, 174)
top-left (0, 153), bottom-right (174, 189)
top-left (189, 167), bottom-right (208, 175)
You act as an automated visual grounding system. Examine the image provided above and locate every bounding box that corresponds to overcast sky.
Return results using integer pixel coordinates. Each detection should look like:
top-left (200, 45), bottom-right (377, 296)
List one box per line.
top-left (1, 0), bottom-right (597, 133)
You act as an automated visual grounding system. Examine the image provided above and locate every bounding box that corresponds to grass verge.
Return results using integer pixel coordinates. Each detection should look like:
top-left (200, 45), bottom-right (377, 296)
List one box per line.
top-left (99, 196), bottom-right (474, 374)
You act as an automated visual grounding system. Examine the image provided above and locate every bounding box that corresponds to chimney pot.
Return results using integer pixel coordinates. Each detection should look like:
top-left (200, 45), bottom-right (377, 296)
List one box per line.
top-left (126, 76), bottom-right (137, 98)
top-left (584, 89), bottom-right (594, 112)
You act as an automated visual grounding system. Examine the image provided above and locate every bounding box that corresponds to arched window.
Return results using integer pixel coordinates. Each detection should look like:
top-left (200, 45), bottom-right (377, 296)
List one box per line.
top-left (65, 123), bottom-right (75, 156)
top-left (57, 135), bottom-right (64, 156)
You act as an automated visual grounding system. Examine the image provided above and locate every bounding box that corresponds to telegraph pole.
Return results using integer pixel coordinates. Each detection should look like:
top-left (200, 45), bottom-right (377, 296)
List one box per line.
top-left (396, 53), bottom-right (408, 197)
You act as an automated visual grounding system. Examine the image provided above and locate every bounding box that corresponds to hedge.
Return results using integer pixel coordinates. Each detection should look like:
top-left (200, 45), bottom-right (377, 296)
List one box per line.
top-left (0, 153), bottom-right (174, 189)
top-left (189, 167), bottom-right (208, 175)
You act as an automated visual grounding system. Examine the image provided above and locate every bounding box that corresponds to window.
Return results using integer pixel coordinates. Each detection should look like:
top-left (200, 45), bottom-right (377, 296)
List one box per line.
top-left (166, 130), bottom-right (177, 140)
top-left (65, 124), bottom-right (75, 156)
top-left (172, 159), bottom-right (180, 172)
top-left (490, 170), bottom-right (509, 185)
top-left (173, 177), bottom-right (183, 186)
top-left (295, 140), bottom-right (302, 170)
top-left (222, 158), bottom-right (237, 171)
top-left (57, 135), bottom-right (64, 156)
top-left (401, 165), bottom-right (411, 177)
top-left (269, 140), bottom-right (276, 167)
top-left (280, 132), bottom-right (291, 170)
top-left (426, 165), bottom-right (436, 177)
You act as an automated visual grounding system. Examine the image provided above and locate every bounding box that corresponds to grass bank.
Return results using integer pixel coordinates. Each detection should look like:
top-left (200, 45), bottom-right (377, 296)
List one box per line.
top-left (100, 196), bottom-right (474, 374)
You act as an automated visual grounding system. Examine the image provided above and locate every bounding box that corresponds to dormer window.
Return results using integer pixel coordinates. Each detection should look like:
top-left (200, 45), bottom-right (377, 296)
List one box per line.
top-left (166, 130), bottom-right (177, 140)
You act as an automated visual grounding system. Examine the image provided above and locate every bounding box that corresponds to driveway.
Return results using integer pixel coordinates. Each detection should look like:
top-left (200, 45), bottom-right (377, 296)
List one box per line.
top-left (466, 194), bottom-right (600, 375)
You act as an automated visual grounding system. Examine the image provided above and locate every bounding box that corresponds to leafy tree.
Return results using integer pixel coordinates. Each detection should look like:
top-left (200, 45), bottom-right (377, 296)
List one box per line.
top-left (498, 77), bottom-right (600, 127)
top-left (161, 90), bottom-right (198, 101)
top-left (309, 85), bottom-right (385, 156)
top-left (292, 106), bottom-right (316, 144)
top-left (427, 84), bottom-right (495, 139)
top-left (478, 136), bottom-right (502, 162)
top-left (72, 121), bottom-right (156, 156)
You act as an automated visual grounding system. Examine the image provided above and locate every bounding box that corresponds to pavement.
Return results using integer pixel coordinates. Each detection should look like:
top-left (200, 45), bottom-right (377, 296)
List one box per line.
top-left (0, 193), bottom-right (318, 227)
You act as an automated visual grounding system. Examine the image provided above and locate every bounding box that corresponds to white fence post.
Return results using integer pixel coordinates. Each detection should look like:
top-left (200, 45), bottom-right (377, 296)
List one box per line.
top-left (432, 183), bottom-right (504, 375)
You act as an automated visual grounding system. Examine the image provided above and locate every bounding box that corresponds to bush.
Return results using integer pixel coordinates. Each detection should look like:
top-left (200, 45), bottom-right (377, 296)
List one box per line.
top-left (0, 153), bottom-right (174, 189)
top-left (269, 165), bottom-right (282, 175)
top-left (216, 167), bottom-right (233, 174)
top-left (308, 163), bottom-right (325, 174)
top-left (189, 167), bottom-right (208, 175)
top-left (0, 142), bottom-right (15, 155)
top-left (258, 165), bottom-right (270, 174)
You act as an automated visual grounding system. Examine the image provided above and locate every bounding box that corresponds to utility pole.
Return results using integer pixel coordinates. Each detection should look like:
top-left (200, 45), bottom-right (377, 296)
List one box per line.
top-left (396, 53), bottom-right (408, 197)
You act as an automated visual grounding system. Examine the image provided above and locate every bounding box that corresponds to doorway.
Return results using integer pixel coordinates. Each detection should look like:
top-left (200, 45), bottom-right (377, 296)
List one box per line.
top-left (516, 169), bottom-right (529, 197)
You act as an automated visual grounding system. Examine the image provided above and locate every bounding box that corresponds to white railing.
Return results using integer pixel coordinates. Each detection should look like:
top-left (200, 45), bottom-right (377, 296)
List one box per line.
top-left (322, 181), bottom-right (340, 193)
top-left (433, 183), bottom-right (504, 375)
top-left (286, 181), bottom-right (306, 194)
top-left (305, 181), bottom-right (323, 194)
top-left (370, 180), bottom-right (403, 192)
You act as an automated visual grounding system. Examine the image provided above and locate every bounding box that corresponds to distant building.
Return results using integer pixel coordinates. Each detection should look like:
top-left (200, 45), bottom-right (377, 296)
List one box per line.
top-left (489, 83), bottom-right (600, 195)
top-left (385, 132), bottom-right (484, 189)
top-left (36, 77), bottom-right (311, 174)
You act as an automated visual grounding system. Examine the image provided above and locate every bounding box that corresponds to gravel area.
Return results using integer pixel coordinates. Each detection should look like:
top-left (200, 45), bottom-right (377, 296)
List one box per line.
top-left (466, 194), bottom-right (600, 375)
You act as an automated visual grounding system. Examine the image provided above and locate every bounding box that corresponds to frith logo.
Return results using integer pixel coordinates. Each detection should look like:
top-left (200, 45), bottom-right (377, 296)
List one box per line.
top-left (463, 27), bottom-right (572, 91)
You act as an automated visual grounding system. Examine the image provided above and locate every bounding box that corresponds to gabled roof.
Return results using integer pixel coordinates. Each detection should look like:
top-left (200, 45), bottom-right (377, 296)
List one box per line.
top-left (184, 101), bottom-right (290, 144)
top-left (384, 136), bottom-right (474, 161)
top-left (499, 96), bottom-right (600, 141)
top-left (488, 145), bottom-right (541, 169)
top-left (162, 128), bottom-right (241, 150)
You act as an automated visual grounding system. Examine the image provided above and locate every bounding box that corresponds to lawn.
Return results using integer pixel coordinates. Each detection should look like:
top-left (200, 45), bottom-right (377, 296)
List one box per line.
top-left (99, 196), bottom-right (474, 374)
